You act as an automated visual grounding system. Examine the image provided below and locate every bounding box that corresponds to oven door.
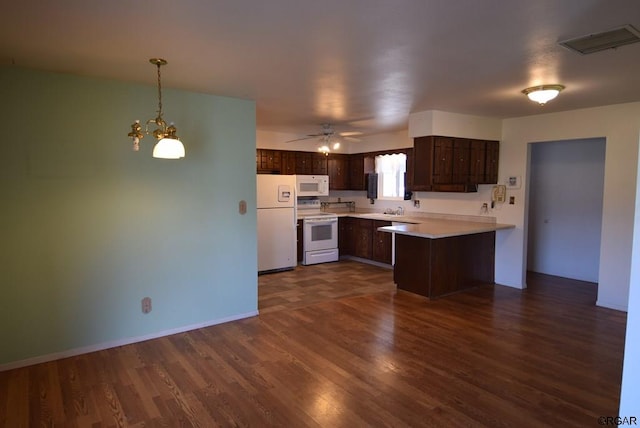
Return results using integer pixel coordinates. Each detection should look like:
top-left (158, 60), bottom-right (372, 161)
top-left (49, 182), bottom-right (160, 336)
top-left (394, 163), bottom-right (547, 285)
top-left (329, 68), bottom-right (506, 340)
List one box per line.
top-left (303, 217), bottom-right (338, 252)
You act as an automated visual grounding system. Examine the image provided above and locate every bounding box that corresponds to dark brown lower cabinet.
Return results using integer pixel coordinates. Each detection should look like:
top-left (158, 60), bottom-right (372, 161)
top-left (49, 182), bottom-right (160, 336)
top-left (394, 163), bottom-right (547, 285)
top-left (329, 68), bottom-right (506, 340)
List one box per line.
top-left (296, 220), bottom-right (303, 262)
top-left (338, 217), bottom-right (354, 256)
top-left (339, 217), bottom-right (392, 265)
top-left (372, 220), bottom-right (392, 264)
top-left (354, 219), bottom-right (373, 259)
top-left (394, 231), bottom-right (495, 298)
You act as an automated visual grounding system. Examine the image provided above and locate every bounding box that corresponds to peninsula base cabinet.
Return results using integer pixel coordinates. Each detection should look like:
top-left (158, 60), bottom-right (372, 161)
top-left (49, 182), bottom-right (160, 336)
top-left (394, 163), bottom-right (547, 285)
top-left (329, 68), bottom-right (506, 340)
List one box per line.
top-left (393, 231), bottom-right (495, 298)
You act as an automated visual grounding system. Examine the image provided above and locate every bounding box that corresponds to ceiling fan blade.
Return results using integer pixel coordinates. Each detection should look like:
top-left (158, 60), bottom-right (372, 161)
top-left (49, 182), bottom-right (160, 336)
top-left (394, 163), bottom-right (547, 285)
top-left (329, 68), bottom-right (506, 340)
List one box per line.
top-left (284, 135), bottom-right (318, 143)
top-left (283, 124), bottom-right (340, 144)
top-left (339, 131), bottom-right (363, 137)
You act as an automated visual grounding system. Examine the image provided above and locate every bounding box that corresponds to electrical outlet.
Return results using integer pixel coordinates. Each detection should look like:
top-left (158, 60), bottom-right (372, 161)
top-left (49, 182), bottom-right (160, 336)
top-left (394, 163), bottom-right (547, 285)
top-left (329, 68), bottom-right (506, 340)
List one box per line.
top-left (414, 200), bottom-right (420, 208)
top-left (141, 297), bottom-right (152, 314)
top-left (509, 196), bottom-right (515, 205)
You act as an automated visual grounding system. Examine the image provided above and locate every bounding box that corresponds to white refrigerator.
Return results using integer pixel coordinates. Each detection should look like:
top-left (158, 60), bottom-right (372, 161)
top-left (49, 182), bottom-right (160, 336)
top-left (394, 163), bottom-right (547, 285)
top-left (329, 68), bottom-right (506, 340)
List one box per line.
top-left (257, 175), bottom-right (297, 273)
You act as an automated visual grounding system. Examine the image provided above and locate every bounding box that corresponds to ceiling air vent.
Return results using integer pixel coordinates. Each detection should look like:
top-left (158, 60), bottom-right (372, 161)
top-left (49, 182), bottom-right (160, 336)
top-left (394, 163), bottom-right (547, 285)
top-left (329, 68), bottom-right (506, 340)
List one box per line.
top-left (559, 24), bottom-right (640, 55)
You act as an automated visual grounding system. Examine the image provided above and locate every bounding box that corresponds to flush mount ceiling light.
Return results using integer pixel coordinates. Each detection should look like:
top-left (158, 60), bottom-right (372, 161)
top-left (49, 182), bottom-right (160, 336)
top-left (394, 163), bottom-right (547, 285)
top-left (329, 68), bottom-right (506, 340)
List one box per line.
top-left (127, 58), bottom-right (185, 159)
top-left (521, 84), bottom-right (565, 105)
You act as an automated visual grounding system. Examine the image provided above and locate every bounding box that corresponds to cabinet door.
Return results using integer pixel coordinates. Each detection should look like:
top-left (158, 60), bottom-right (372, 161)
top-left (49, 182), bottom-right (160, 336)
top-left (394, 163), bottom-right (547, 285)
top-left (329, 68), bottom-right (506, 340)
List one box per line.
top-left (372, 220), bottom-right (392, 264)
top-left (348, 154), bottom-right (365, 190)
top-left (312, 153), bottom-right (328, 175)
top-left (256, 149), bottom-right (282, 174)
top-left (295, 152), bottom-right (313, 174)
top-left (281, 151), bottom-right (297, 175)
top-left (354, 219), bottom-right (373, 259)
top-left (404, 148), bottom-right (414, 192)
top-left (433, 137), bottom-right (454, 184)
top-left (469, 140), bottom-right (486, 184)
top-left (328, 154), bottom-right (349, 190)
top-left (338, 217), bottom-right (354, 256)
top-left (452, 138), bottom-right (470, 183)
top-left (484, 141), bottom-right (499, 184)
top-left (412, 136), bottom-right (434, 190)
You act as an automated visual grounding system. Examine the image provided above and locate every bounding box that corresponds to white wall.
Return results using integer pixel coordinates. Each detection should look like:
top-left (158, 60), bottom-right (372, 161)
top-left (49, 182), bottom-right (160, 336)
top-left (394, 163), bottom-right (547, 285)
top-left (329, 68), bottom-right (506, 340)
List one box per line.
top-left (501, 102), bottom-right (640, 311)
top-left (620, 141), bottom-right (640, 414)
top-left (409, 110), bottom-right (502, 140)
top-left (349, 129), bottom-right (412, 152)
top-left (528, 138), bottom-right (605, 282)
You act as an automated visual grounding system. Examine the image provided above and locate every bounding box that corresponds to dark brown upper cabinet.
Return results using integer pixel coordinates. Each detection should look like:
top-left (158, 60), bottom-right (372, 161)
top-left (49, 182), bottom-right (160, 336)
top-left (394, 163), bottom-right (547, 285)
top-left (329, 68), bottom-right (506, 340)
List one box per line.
top-left (328, 153), bottom-right (349, 190)
top-left (412, 136), bottom-right (499, 192)
top-left (256, 149), bottom-right (282, 174)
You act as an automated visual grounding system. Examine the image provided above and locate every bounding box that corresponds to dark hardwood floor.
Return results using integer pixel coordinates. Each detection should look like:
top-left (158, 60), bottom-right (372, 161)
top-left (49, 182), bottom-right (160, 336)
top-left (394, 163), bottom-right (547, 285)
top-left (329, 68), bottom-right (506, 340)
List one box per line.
top-left (0, 260), bottom-right (627, 427)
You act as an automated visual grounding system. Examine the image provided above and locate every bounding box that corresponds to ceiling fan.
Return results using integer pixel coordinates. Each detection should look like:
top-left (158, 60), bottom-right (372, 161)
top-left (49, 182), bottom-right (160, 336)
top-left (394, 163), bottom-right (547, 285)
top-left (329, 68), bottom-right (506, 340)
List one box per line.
top-left (285, 124), bottom-right (362, 153)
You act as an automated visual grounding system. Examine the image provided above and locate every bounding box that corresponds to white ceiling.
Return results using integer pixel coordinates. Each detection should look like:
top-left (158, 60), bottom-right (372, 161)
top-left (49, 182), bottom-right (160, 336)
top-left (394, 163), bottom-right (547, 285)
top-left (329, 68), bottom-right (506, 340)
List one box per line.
top-left (2, 0), bottom-right (640, 138)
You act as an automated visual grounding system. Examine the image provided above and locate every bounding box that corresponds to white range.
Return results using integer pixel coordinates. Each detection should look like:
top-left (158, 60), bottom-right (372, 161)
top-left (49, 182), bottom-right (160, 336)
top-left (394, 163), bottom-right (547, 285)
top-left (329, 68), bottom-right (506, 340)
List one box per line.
top-left (297, 199), bottom-right (339, 266)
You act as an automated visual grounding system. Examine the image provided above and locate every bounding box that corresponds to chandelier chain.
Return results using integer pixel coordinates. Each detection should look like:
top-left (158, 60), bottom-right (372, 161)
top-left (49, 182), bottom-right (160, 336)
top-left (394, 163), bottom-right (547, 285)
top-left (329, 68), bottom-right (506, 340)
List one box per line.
top-left (156, 62), bottom-right (163, 118)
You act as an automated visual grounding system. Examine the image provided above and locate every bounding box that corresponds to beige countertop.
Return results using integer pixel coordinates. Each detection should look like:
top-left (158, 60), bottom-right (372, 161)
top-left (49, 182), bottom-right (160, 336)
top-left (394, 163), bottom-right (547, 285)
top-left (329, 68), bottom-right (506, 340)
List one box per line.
top-left (377, 219), bottom-right (515, 239)
top-left (332, 211), bottom-right (515, 239)
top-left (333, 212), bottom-right (421, 223)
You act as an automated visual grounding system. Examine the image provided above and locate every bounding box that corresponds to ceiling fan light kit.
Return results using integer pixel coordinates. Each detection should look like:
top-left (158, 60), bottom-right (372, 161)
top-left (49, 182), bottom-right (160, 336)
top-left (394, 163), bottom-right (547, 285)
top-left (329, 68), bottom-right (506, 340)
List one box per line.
top-left (522, 84), bottom-right (565, 105)
top-left (286, 123), bottom-right (348, 154)
top-left (127, 58), bottom-right (185, 159)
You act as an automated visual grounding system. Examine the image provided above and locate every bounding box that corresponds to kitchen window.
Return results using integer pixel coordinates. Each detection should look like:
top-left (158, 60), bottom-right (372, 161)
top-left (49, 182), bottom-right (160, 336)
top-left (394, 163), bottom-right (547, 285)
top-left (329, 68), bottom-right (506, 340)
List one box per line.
top-left (375, 153), bottom-right (406, 200)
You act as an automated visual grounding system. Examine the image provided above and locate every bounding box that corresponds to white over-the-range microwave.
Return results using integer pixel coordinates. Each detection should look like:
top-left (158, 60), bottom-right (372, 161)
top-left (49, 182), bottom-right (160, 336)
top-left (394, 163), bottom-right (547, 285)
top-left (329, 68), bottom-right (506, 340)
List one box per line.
top-left (295, 175), bottom-right (329, 197)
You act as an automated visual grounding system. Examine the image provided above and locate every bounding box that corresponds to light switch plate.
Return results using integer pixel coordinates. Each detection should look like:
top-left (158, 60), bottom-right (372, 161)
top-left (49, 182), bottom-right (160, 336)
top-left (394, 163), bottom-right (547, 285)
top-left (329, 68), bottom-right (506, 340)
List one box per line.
top-left (141, 297), bottom-right (152, 314)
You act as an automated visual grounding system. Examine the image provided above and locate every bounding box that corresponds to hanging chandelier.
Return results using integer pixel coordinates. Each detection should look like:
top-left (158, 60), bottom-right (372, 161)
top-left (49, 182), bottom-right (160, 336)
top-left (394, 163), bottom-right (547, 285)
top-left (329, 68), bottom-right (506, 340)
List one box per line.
top-left (127, 58), bottom-right (185, 159)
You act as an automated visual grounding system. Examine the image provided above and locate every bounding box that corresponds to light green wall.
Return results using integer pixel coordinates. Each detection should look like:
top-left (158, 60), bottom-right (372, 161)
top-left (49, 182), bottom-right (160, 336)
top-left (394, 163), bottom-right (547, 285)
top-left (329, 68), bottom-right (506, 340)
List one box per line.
top-left (0, 67), bottom-right (257, 366)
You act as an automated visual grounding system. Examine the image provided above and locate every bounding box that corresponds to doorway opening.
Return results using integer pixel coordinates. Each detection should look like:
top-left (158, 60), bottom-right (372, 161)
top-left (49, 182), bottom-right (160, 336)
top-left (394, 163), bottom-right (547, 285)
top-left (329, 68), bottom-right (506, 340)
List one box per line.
top-left (526, 137), bottom-right (606, 283)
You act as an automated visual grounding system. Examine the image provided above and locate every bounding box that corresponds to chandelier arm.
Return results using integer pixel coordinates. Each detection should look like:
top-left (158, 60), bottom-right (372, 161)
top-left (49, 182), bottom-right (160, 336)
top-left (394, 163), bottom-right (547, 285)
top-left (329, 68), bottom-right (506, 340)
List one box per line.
top-left (144, 119), bottom-right (154, 135)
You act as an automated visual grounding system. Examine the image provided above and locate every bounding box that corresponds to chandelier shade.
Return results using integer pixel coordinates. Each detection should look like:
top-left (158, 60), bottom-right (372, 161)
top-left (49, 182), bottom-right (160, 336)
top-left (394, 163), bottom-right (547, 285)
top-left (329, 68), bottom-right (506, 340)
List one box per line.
top-left (153, 138), bottom-right (186, 159)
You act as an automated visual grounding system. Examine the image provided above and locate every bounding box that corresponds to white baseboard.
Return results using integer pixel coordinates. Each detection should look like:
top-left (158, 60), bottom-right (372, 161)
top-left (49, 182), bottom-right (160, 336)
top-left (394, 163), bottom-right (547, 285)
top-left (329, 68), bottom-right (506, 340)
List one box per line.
top-left (0, 310), bottom-right (259, 372)
top-left (596, 300), bottom-right (628, 312)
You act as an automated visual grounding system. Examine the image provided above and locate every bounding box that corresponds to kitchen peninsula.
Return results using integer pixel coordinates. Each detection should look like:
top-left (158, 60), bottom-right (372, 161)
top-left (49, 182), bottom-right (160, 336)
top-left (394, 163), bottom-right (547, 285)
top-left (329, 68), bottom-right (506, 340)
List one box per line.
top-left (378, 219), bottom-right (515, 299)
